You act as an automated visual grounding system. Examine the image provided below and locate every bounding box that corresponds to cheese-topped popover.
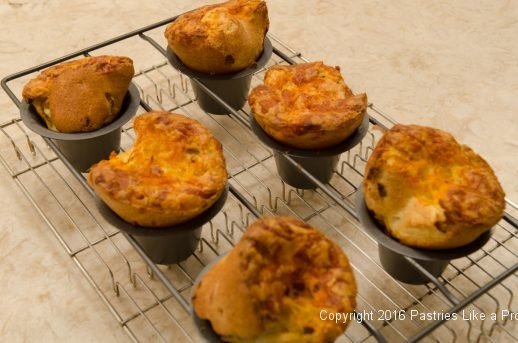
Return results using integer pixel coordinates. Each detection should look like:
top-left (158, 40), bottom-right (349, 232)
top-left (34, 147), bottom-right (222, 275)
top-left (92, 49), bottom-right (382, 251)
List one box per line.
top-left (88, 111), bottom-right (228, 227)
top-left (192, 216), bottom-right (357, 342)
top-left (364, 124), bottom-right (505, 249)
top-left (164, 0), bottom-right (269, 74)
top-left (248, 61), bottom-right (368, 150)
top-left (22, 55), bottom-right (134, 133)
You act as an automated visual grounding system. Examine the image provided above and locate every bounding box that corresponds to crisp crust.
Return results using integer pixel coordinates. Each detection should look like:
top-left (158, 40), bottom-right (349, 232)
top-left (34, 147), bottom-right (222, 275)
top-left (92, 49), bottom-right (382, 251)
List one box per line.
top-left (192, 216), bottom-right (357, 342)
top-left (248, 62), bottom-right (368, 149)
top-left (364, 124), bottom-right (505, 249)
top-left (22, 55), bottom-right (134, 133)
top-left (87, 112), bottom-right (228, 227)
top-left (164, 0), bottom-right (269, 74)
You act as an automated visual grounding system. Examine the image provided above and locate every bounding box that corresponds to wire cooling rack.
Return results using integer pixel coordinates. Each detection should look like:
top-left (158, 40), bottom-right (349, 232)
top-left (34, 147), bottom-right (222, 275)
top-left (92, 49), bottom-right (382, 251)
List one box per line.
top-left (1, 15), bottom-right (517, 343)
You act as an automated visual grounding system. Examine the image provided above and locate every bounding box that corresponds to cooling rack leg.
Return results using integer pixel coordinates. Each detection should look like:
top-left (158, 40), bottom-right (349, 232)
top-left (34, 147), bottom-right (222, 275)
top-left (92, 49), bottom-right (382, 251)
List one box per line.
top-left (403, 256), bottom-right (460, 305)
top-left (121, 232), bottom-right (192, 313)
top-left (358, 312), bottom-right (388, 343)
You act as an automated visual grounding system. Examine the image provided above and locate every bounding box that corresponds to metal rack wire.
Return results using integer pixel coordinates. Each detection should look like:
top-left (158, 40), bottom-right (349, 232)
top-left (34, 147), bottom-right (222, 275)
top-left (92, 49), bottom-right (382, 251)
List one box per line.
top-left (1, 15), bottom-right (517, 343)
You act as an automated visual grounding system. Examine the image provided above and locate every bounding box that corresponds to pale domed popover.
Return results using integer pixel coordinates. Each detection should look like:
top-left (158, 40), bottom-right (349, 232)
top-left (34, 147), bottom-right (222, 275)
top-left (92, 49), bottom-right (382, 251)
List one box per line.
top-left (364, 124), bottom-right (505, 249)
top-left (165, 0), bottom-right (269, 74)
top-left (22, 55), bottom-right (134, 133)
top-left (192, 216), bottom-right (357, 342)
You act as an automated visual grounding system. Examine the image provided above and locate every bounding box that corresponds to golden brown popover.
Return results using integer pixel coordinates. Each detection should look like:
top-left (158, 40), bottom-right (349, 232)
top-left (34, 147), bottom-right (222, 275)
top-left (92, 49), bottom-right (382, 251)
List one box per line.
top-left (88, 111), bottom-right (228, 227)
top-left (192, 216), bottom-right (357, 342)
top-left (164, 0), bottom-right (269, 74)
top-left (248, 62), bottom-right (368, 150)
top-left (22, 55), bottom-right (134, 133)
top-left (364, 124), bottom-right (505, 249)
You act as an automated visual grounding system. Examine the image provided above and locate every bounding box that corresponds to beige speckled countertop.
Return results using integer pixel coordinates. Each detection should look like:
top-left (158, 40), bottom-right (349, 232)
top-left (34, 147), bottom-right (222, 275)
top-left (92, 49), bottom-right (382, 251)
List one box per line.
top-left (0, 0), bottom-right (516, 341)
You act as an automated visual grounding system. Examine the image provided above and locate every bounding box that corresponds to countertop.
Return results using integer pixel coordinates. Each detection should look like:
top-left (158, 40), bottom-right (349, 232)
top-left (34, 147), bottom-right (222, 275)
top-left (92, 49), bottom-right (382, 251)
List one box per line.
top-left (0, 0), bottom-right (516, 341)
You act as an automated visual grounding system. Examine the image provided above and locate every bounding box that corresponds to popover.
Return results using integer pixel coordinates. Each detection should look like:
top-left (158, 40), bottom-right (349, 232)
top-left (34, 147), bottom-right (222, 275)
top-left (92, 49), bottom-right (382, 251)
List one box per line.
top-left (248, 61), bottom-right (368, 149)
top-left (364, 124), bottom-right (505, 249)
top-left (22, 55), bottom-right (134, 133)
top-left (192, 216), bottom-right (357, 342)
top-left (88, 111), bottom-right (228, 227)
top-left (164, 0), bottom-right (269, 74)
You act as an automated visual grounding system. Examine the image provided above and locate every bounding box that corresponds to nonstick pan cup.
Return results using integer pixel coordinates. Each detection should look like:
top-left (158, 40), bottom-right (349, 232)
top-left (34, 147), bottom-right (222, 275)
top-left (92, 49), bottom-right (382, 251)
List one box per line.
top-left (189, 76), bottom-right (252, 115)
top-left (273, 152), bottom-right (339, 189)
top-left (251, 114), bottom-right (369, 189)
top-left (95, 184), bottom-right (228, 265)
top-left (377, 246), bottom-right (450, 284)
top-left (355, 187), bottom-right (493, 284)
top-left (166, 37), bottom-right (273, 115)
top-left (20, 83), bottom-right (140, 172)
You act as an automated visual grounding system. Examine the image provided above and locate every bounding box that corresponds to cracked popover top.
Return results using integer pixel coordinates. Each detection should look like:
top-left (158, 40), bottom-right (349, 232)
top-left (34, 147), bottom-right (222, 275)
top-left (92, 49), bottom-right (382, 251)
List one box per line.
top-left (165, 0), bottom-right (269, 74)
top-left (364, 124), bottom-right (505, 249)
top-left (22, 55), bottom-right (134, 133)
top-left (192, 216), bottom-right (357, 342)
top-left (248, 61), bottom-right (368, 150)
top-left (88, 111), bottom-right (228, 227)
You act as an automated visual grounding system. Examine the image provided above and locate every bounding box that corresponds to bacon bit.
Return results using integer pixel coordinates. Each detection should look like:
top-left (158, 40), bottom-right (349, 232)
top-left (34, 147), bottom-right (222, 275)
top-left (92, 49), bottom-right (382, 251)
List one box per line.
top-left (292, 121), bottom-right (320, 135)
top-left (293, 65), bottom-right (318, 85)
top-left (377, 183), bottom-right (387, 197)
top-left (175, 122), bottom-right (195, 136)
top-left (94, 174), bottom-right (105, 183)
top-left (224, 54), bottom-right (235, 65)
top-left (259, 98), bottom-right (278, 113)
top-left (186, 147), bottom-right (200, 154)
top-left (184, 186), bottom-right (217, 199)
top-left (95, 61), bottom-right (115, 73)
top-left (434, 220), bottom-right (448, 233)
top-left (150, 164), bottom-right (163, 176)
top-left (281, 89), bottom-right (294, 103)
top-left (155, 114), bottom-right (171, 126)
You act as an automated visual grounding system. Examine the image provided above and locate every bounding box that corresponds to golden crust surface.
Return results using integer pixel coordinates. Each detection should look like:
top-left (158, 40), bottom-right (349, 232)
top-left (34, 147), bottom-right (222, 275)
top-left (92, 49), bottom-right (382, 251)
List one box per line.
top-left (87, 112), bottom-right (228, 227)
top-left (193, 216), bottom-right (357, 342)
top-left (164, 0), bottom-right (269, 74)
top-left (22, 55), bottom-right (134, 133)
top-left (364, 124), bottom-right (505, 249)
top-left (248, 62), bottom-right (368, 149)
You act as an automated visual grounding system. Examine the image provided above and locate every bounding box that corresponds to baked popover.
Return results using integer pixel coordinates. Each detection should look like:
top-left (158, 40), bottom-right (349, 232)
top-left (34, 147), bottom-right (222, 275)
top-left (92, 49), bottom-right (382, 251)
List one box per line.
top-left (164, 0), bottom-right (269, 74)
top-left (22, 55), bottom-right (134, 133)
top-left (88, 111), bottom-right (228, 227)
top-left (248, 61), bottom-right (368, 150)
top-left (192, 216), bottom-right (357, 342)
top-left (364, 124), bottom-right (505, 250)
